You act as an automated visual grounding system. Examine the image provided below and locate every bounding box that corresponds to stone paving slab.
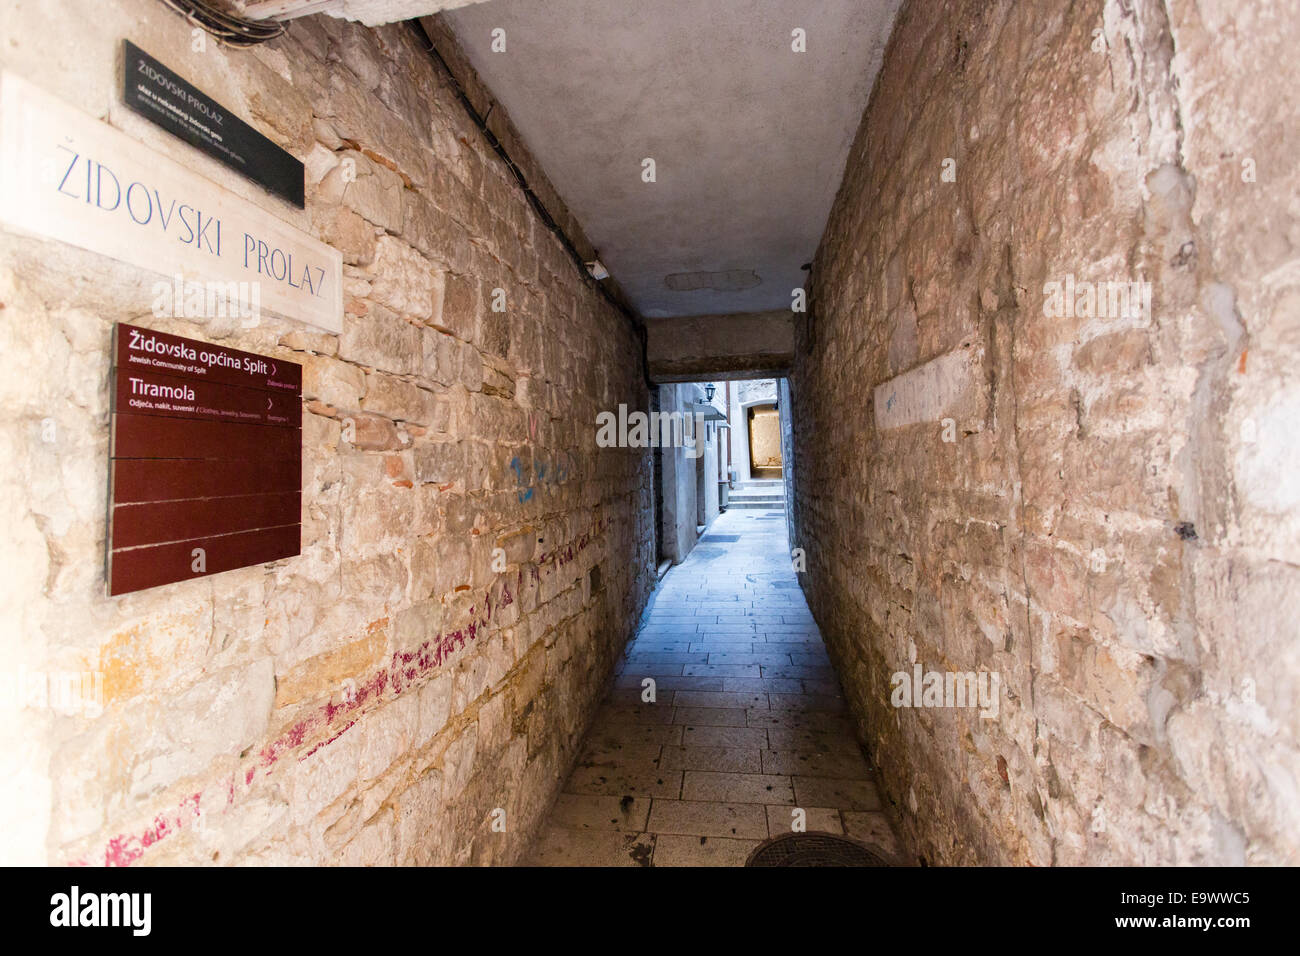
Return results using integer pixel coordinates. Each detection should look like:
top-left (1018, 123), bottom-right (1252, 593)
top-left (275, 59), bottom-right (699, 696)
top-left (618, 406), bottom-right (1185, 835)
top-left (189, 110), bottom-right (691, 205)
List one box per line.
top-left (682, 770), bottom-right (796, 804)
top-left (765, 727), bottom-right (862, 753)
top-left (584, 723), bottom-right (684, 749)
top-left (672, 706), bottom-right (751, 727)
top-left (687, 642), bottom-right (756, 653)
top-left (708, 651), bottom-right (792, 665)
top-left (606, 688), bottom-right (677, 707)
top-left (525, 509), bottom-right (903, 866)
top-left (527, 827), bottom-right (656, 866)
top-left (768, 693), bottom-right (847, 713)
top-left (842, 811), bottom-right (904, 860)
top-left (614, 674), bottom-right (725, 692)
top-left (682, 725), bottom-right (770, 749)
top-left (593, 703), bottom-right (678, 725)
top-left (625, 652), bottom-right (710, 664)
top-left (673, 690), bottom-right (769, 710)
top-left (579, 741), bottom-right (664, 766)
top-left (756, 633), bottom-right (824, 643)
top-left (761, 748), bottom-right (873, 779)
top-left (721, 677), bottom-right (804, 694)
top-left (652, 833), bottom-right (761, 866)
top-left (793, 776), bottom-right (883, 811)
top-left (761, 664), bottom-right (835, 679)
top-left (659, 746), bottom-right (762, 773)
top-left (682, 663), bottom-right (762, 677)
top-left (548, 793), bottom-right (652, 831)
top-left (566, 765), bottom-right (684, 799)
top-left (626, 641), bottom-right (692, 654)
top-left (646, 799), bottom-right (769, 839)
top-left (745, 710), bottom-right (854, 733)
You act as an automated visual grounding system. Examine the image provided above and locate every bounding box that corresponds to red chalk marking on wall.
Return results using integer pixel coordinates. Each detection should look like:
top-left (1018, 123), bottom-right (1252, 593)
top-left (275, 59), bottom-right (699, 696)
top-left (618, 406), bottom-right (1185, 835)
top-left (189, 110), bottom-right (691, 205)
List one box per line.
top-left (83, 519), bottom-right (611, 866)
top-left (103, 791), bottom-right (201, 867)
top-left (302, 720), bottom-right (356, 760)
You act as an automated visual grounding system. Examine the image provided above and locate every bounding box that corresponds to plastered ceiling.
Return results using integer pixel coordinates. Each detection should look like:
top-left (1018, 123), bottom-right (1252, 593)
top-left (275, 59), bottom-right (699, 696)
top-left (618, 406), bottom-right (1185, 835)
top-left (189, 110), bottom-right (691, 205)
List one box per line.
top-left (442, 0), bottom-right (902, 317)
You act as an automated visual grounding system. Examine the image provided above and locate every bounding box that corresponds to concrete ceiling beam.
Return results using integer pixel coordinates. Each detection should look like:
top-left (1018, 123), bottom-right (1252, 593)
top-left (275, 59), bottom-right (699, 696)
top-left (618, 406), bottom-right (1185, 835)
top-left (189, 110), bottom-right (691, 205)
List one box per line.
top-left (646, 311), bottom-right (794, 383)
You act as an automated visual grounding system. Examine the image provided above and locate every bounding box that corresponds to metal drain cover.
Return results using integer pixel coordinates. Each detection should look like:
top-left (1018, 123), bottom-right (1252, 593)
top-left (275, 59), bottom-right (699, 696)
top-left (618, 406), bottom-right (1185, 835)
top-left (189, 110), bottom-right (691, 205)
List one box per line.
top-left (746, 832), bottom-right (892, 867)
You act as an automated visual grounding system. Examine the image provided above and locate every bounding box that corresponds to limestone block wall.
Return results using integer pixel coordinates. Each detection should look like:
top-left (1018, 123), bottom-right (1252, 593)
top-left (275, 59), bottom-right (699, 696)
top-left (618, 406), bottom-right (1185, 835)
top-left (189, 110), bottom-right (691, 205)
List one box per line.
top-left (656, 382), bottom-right (720, 563)
top-left (0, 0), bottom-right (653, 865)
top-left (727, 377), bottom-right (777, 482)
top-left (792, 0), bottom-right (1300, 865)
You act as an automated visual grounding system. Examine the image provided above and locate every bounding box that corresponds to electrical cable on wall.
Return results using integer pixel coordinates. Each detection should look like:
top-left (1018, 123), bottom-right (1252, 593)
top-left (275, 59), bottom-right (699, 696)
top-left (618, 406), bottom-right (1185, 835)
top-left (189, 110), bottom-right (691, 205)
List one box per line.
top-left (157, 0), bottom-right (287, 46)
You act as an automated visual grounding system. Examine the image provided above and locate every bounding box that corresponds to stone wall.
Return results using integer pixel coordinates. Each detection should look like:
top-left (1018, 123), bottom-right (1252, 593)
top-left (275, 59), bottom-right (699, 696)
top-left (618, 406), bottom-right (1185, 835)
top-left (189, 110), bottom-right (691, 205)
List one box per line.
top-left (656, 382), bottom-right (720, 563)
top-left (0, 0), bottom-right (652, 865)
top-left (726, 378), bottom-right (780, 482)
top-left (735, 379), bottom-right (777, 408)
top-left (778, 378), bottom-right (796, 552)
top-left (793, 0), bottom-right (1300, 864)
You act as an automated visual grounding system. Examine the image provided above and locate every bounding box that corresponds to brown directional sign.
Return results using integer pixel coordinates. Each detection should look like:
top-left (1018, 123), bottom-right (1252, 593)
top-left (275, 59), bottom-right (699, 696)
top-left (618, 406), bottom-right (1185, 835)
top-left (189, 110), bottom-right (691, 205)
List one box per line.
top-left (108, 323), bottom-right (301, 596)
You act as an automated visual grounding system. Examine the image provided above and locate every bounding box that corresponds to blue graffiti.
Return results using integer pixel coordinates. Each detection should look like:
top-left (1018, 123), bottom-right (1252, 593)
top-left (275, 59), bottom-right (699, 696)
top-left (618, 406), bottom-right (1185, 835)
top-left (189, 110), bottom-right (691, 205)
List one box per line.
top-left (510, 452), bottom-right (577, 502)
top-left (510, 456), bottom-right (534, 502)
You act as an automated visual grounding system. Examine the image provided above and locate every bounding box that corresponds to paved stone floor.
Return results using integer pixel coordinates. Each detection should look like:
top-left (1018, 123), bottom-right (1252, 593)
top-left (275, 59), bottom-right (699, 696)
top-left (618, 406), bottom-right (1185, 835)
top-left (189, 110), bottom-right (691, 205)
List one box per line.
top-left (526, 507), bottom-right (904, 866)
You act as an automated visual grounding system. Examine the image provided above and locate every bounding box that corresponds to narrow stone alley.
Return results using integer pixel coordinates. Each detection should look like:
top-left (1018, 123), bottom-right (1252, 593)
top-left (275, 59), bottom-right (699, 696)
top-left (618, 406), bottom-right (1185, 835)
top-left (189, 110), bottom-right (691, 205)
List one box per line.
top-left (3, 0), bottom-right (1298, 886)
top-left (528, 508), bottom-right (901, 865)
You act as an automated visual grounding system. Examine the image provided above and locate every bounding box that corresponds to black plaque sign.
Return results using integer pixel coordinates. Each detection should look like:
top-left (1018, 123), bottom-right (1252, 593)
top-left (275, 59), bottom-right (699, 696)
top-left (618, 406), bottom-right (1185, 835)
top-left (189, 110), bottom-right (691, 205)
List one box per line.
top-left (122, 39), bottom-right (305, 208)
top-left (107, 323), bottom-right (302, 596)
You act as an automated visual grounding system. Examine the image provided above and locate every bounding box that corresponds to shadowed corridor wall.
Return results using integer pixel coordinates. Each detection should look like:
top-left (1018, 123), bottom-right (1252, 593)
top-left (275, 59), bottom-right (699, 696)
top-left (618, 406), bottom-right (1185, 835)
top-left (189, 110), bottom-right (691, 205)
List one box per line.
top-left (790, 0), bottom-right (1300, 865)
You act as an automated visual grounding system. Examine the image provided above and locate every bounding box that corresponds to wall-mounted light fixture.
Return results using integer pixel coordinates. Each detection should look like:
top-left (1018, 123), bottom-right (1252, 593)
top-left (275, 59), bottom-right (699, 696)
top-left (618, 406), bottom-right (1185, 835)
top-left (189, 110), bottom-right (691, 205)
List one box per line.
top-left (586, 258), bottom-right (610, 280)
top-left (704, 383), bottom-right (716, 402)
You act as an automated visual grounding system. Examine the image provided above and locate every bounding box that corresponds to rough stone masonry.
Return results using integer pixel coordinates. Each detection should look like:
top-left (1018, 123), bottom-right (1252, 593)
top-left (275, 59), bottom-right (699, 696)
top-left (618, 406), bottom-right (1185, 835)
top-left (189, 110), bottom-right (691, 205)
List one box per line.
top-left (2, 0), bottom-right (1297, 871)
top-left (792, 0), bottom-right (1300, 864)
top-left (0, 0), bottom-right (653, 865)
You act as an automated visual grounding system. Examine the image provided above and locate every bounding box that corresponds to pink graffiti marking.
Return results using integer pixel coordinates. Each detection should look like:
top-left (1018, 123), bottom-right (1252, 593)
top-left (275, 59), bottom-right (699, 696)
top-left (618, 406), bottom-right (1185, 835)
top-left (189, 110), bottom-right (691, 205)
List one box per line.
top-left (86, 518), bottom-right (609, 866)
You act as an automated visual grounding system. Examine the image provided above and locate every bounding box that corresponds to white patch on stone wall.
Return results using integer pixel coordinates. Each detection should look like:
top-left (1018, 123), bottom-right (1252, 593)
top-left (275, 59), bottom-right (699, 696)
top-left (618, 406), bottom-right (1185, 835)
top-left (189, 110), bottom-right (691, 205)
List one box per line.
top-left (873, 344), bottom-right (983, 431)
top-left (1235, 387), bottom-right (1300, 514)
